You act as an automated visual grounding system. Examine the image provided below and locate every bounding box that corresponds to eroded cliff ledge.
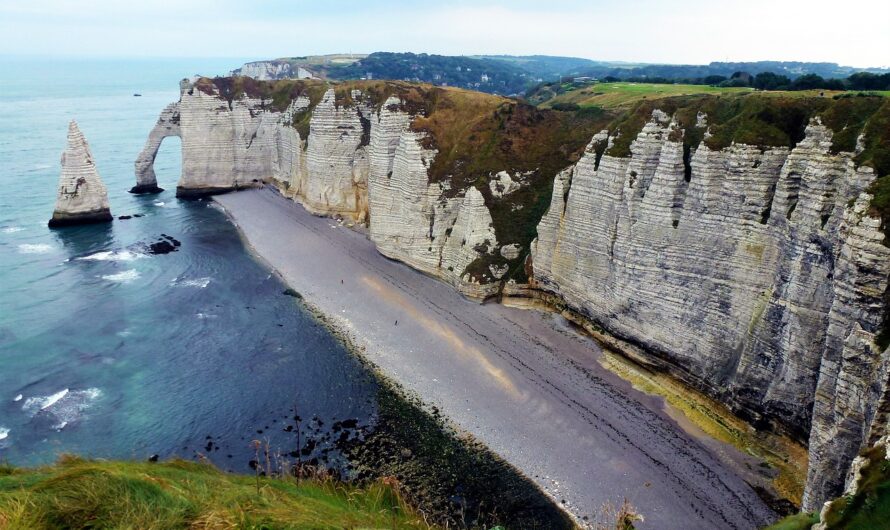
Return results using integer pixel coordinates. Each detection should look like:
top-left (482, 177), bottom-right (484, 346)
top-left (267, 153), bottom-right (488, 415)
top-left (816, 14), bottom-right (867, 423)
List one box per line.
top-left (140, 77), bottom-right (890, 512)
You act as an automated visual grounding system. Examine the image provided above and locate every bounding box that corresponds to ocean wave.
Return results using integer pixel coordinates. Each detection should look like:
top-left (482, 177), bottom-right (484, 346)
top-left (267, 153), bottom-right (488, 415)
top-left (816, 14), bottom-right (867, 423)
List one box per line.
top-left (206, 202), bottom-right (226, 213)
top-left (196, 312), bottom-right (218, 319)
top-left (13, 394), bottom-right (22, 402)
top-left (22, 388), bottom-right (102, 431)
top-left (23, 388), bottom-right (69, 412)
top-left (0, 427), bottom-right (9, 441)
top-left (170, 276), bottom-right (211, 288)
top-left (18, 243), bottom-right (53, 254)
top-left (101, 270), bottom-right (140, 283)
top-left (75, 250), bottom-right (146, 262)
top-left (2, 226), bottom-right (25, 233)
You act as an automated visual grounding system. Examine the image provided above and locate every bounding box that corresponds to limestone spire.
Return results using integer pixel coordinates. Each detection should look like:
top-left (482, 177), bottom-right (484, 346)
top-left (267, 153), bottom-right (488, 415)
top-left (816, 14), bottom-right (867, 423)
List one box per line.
top-left (48, 120), bottom-right (113, 227)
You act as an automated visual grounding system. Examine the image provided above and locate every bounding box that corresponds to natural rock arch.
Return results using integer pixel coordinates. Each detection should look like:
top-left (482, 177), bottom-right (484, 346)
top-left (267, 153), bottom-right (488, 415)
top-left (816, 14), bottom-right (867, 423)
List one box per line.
top-left (131, 102), bottom-right (181, 194)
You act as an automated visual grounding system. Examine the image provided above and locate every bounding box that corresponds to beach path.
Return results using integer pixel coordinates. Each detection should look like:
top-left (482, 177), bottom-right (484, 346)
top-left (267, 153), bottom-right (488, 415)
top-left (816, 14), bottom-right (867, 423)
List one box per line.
top-left (215, 187), bottom-right (775, 529)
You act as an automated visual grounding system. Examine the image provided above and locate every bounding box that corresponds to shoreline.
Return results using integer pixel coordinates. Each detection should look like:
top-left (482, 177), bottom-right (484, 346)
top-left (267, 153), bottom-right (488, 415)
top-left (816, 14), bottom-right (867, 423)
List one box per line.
top-left (214, 187), bottom-right (779, 529)
top-left (215, 195), bottom-right (574, 528)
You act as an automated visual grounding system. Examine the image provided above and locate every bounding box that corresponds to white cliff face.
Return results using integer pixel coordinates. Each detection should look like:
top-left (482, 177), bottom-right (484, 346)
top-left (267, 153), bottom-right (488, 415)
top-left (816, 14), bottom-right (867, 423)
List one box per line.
top-left (49, 120), bottom-right (112, 227)
top-left (365, 98), bottom-right (500, 297)
top-left (300, 89), bottom-right (371, 220)
top-left (531, 112), bottom-right (890, 510)
top-left (234, 61), bottom-right (315, 81)
top-left (141, 82), bottom-right (503, 296)
top-left (133, 102), bottom-right (180, 193)
top-left (176, 86), bottom-right (282, 196)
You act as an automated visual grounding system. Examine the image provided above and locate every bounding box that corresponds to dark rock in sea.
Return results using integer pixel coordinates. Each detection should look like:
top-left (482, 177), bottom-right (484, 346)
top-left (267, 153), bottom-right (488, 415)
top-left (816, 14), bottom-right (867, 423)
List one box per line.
top-left (283, 288), bottom-right (302, 299)
top-left (148, 454), bottom-right (159, 463)
top-left (128, 184), bottom-right (163, 195)
top-left (118, 215), bottom-right (132, 220)
top-left (148, 240), bottom-right (177, 254)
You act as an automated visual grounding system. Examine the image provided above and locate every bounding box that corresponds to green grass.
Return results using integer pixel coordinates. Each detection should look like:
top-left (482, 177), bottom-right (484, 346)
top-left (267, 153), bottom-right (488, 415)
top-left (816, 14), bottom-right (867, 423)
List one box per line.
top-left (537, 82), bottom-right (753, 110)
top-left (762, 512), bottom-right (819, 530)
top-left (0, 456), bottom-right (435, 529)
top-left (766, 445), bottom-right (890, 530)
top-left (534, 82), bottom-right (889, 111)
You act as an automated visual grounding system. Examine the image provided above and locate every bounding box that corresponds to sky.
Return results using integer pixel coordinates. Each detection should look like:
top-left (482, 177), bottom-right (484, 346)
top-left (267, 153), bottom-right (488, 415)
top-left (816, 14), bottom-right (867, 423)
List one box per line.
top-left (0, 0), bottom-right (888, 67)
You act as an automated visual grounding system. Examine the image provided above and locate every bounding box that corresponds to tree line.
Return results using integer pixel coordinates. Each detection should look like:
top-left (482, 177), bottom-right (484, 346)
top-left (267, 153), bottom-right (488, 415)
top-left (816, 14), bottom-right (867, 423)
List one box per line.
top-left (595, 71), bottom-right (890, 92)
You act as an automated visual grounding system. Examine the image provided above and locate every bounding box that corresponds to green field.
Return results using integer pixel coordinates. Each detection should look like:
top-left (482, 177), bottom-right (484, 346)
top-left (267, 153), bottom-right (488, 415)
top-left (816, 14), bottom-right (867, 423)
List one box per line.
top-left (0, 457), bottom-right (435, 529)
top-left (536, 82), bottom-right (752, 108)
top-left (535, 82), bottom-right (889, 110)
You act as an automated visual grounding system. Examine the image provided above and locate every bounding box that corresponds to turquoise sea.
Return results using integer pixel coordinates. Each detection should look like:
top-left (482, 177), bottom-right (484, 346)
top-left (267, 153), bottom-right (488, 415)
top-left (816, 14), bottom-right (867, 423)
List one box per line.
top-left (0, 57), bottom-right (379, 471)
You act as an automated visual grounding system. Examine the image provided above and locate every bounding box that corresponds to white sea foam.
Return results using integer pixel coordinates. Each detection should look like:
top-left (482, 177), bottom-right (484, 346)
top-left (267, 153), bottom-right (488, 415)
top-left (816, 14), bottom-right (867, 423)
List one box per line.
top-left (0, 427), bottom-right (9, 441)
top-left (13, 394), bottom-right (22, 402)
top-left (196, 312), bottom-right (217, 319)
top-left (76, 250), bottom-right (145, 262)
top-left (171, 276), bottom-right (211, 288)
top-left (154, 201), bottom-right (165, 206)
top-left (206, 202), bottom-right (226, 213)
top-left (18, 243), bottom-right (53, 254)
top-left (22, 388), bottom-right (102, 430)
top-left (23, 388), bottom-right (68, 413)
top-left (2, 226), bottom-right (25, 233)
top-left (101, 270), bottom-right (140, 283)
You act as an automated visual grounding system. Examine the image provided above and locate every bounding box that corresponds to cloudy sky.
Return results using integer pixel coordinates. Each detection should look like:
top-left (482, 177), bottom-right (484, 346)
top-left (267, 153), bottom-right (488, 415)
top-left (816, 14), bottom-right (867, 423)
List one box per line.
top-left (1, 0), bottom-right (888, 67)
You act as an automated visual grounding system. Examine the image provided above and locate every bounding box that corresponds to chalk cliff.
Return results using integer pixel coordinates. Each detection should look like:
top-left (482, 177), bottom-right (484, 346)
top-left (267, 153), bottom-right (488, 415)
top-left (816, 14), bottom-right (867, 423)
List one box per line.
top-left (133, 101), bottom-right (180, 194)
top-left (530, 111), bottom-right (890, 511)
top-left (49, 120), bottom-right (112, 227)
top-left (140, 78), bottom-right (890, 510)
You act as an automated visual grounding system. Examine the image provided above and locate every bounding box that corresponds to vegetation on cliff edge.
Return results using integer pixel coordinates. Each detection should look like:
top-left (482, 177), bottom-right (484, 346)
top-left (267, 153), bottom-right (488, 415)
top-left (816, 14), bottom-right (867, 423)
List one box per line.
top-left (0, 456), bottom-right (434, 529)
top-left (765, 444), bottom-right (890, 530)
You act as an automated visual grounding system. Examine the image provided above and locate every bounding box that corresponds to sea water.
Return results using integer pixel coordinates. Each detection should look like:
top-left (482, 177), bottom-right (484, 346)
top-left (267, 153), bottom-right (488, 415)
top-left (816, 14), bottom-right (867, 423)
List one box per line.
top-left (0, 57), bottom-right (378, 471)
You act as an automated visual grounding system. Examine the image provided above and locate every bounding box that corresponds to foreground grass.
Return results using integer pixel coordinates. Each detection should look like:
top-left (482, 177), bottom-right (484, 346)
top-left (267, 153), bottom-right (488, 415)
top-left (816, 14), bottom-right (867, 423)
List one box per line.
top-left (0, 456), bottom-right (435, 529)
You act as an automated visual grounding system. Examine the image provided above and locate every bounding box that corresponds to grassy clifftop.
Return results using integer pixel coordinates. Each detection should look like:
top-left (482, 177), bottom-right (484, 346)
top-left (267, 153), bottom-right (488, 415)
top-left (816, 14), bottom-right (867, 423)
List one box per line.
top-left (0, 456), bottom-right (435, 529)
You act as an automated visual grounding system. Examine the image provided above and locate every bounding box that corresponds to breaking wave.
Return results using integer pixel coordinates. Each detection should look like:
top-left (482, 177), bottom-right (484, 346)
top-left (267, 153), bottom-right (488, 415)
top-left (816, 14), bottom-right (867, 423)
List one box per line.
top-left (22, 388), bottom-right (102, 430)
top-left (75, 250), bottom-right (146, 262)
top-left (170, 276), bottom-right (211, 288)
top-left (2, 226), bottom-right (25, 233)
top-left (18, 243), bottom-right (53, 254)
top-left (101, 270), bottom-right (140, 283)
top-left (0, 427), bottom-right (9, 441)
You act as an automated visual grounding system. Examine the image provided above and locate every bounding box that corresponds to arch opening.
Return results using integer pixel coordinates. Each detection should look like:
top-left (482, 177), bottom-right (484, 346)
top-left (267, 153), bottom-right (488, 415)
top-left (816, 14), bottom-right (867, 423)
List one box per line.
top-left (130, 102), bottom-right (181, 194)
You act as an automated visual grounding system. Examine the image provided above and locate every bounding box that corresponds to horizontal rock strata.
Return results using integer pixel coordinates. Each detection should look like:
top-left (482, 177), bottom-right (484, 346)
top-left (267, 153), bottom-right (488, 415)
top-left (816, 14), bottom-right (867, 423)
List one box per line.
top-left (531, 113), bottom-right (890, 511)
top-left (49, 120), bottom-right (112, 227)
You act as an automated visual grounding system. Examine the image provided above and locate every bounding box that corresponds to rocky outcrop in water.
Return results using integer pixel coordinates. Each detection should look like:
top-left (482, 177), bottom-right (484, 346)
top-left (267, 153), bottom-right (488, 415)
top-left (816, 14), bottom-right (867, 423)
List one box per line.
top-left (140, 80), bottom-right (890, 509)
top-left (49, 120), bottom-right (112, 227)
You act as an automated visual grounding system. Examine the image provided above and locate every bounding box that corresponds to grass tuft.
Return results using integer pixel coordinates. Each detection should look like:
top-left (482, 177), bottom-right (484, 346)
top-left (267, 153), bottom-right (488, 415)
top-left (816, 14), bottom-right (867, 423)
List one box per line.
top-left (0, 457), bottom-right (435, 529)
